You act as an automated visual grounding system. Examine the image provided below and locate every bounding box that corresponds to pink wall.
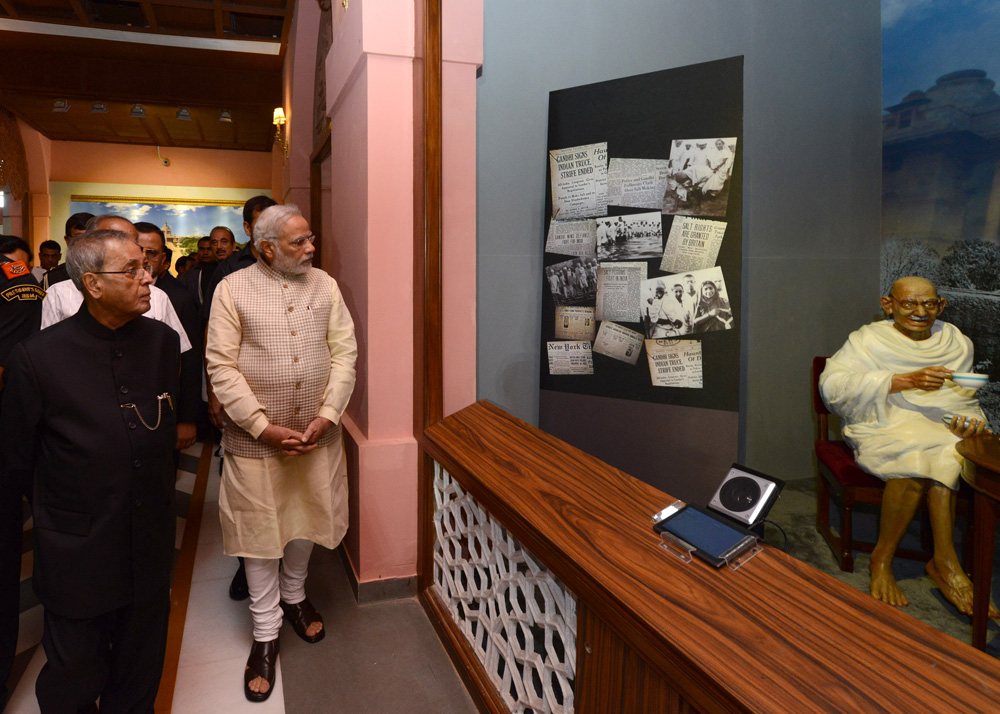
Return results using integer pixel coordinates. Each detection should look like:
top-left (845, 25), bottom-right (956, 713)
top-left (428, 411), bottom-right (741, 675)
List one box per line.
top-left (285, 0), bottom-right (481, 588)
top-left (50, 141), bottom-right (271, 188)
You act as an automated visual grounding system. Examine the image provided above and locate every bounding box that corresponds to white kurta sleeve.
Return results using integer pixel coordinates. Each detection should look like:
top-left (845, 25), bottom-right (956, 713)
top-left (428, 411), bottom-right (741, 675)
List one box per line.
top-left (317, 278), bottom-right (357, 426)
top-left (152, 286), bottom-right (192, 353)
top-left (205, 279), bottom-right (270, 439)
top-left (41, 280), bottom-right (78, 329)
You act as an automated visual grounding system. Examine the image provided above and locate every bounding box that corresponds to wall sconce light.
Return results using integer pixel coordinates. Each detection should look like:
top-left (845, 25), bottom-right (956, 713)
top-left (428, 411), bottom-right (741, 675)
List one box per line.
top-left (91, 102), bottom-right (108, 114)
top-left (218, 109), bottom-right (233, 123)
top-left (176, 108), bottom-right (192, 121)
top-left (53, 99), bottom-right (70, 113)
top-left (130, 104), bottom-right (146, 118)
top-left (273, 107), bottom-right (289, 158)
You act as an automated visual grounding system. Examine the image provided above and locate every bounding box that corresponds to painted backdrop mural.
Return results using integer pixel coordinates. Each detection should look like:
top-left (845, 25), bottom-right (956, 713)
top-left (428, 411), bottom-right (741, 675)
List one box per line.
top-left (69, 196), bottom-right (245, 267)
top-left (880, 0), bottom-right (1000, 423)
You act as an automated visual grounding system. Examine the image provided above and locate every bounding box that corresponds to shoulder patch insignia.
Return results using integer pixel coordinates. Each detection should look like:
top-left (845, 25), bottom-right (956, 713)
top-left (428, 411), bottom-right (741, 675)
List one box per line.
top-left (1, 283), bottom-right (46, 302)
top-left (1, 261), bottom-right (30, 279)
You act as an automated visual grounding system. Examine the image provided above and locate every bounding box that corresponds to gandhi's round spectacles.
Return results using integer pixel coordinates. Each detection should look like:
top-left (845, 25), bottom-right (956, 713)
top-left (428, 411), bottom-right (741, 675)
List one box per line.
top-left (92, 266), bottom-right (147, 280)
top-left (889, 297), bottom-right (943, 311)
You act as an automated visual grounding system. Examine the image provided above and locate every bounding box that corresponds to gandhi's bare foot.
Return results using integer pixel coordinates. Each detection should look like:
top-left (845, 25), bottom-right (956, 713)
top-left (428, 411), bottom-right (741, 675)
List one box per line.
top-left (925, 560), bottom-right (1000, 618)
top-left (926, 559), bottom-right (975, 616)
top-left (869, 559), bottom-right (908, 607)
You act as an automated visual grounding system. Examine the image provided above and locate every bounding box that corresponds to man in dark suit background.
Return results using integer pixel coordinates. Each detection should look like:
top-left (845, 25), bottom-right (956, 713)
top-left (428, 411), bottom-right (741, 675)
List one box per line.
top-left (136, 222), bottom-right (200, 451)
top-left (41, 212), bottom-right (93, 290)
top-left (0, 234), bottom-right (44, 711)
top-left (179, 235), bottom-right (217, 308)
top-left (0, 229), bottom-right (180, 713)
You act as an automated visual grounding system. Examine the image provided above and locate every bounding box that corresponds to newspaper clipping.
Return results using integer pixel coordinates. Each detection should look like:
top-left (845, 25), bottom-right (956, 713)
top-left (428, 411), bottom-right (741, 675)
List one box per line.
top-left (606, 158), bottom-right (671, 209)
top-left (545, 218), bottom-right (597, 257)
top-left (595, 212), bottom-right (663, 261)
top-left (549, 142), bottom-right (609, 220)
top-left (593, 321), bottom-right (644, 366)
top-left (640, 266), bottom-right (732, 337)
top-left (662, 137), bottom-right (738, 218)
top-left (555, 306), bottom-right (597, 341)
top-left (660, 217), bottom-right (727, 272)
top-left (596, 261), bottom-right (647, 322)
top-left (545, 257), bottom-right (599, 306)
top-left (645, 339), bottom-right (703, 388)
top-left (547, 341), bottom-right (594, 375)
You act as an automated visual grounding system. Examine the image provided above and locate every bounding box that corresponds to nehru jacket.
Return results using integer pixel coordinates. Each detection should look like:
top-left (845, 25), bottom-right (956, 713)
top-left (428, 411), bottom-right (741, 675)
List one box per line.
top-left (0, 307), bottom-right (179, 618)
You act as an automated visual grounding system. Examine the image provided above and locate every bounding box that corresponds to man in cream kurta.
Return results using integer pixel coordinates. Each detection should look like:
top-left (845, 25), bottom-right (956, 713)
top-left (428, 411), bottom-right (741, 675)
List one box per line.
top-left (206, 204), bottom-right (356, 702)
top-left (820, 276), bottom-right (988, 617)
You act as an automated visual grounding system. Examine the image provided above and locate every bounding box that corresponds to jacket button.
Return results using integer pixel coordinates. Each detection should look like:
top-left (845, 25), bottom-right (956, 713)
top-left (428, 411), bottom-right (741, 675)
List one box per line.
top-left (295, 382), bottom-right (302, 389)
top-left (293, 356), bottom-right (299, 363)
top-left (128, 422), bottom-right (137, 430)
top-left (120, 386), bottom-right (129, 394)
top-left (133, 459), bottom-right (141, 468)
top-left (134, 499), bottom-right (143, 508)
top-left (294, 407), bottom-right (301, 414)
top-left (114, 349), bottom-right (123, 357)
top-left (288, 306), bottom-right (294, 312)
top-left (290, 330), bottom-right (296, 336)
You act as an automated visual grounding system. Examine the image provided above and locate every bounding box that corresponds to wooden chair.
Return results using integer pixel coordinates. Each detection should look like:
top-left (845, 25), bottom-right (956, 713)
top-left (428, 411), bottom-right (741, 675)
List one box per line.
top-left (812, 356), bottom-right (936, 571)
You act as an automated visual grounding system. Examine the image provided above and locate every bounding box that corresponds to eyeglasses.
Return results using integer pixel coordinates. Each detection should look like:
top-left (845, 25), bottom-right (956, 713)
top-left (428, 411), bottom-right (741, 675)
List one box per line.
top-left (287, 234), bottom-right (316, 248)
top-left (92, 266), bottom-right (148, 281)
top-left (889, 296), bottom-right (943, 311)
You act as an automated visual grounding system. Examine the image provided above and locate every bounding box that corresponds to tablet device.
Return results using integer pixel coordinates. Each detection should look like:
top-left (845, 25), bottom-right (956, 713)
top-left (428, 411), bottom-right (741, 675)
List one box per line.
top-left (653, 504), bottom-right (757, 568)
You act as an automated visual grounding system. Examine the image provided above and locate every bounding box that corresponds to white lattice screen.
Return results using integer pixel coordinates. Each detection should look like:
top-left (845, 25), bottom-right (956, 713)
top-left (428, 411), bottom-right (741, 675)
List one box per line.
top-left (432, 463), bottom-right (576, 714)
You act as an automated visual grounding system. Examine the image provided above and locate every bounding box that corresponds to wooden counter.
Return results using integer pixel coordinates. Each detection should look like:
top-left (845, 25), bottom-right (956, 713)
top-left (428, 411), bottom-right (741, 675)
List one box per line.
top-left (420, 401), bottom-right (1000, 714)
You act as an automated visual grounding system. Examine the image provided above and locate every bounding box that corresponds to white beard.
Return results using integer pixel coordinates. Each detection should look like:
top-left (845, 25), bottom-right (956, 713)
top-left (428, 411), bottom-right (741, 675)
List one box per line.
top-left (271, 245), bottom-right (312, 275)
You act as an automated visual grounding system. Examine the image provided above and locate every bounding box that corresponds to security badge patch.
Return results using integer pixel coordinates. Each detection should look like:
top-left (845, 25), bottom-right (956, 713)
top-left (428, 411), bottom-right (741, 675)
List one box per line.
top-left (1, 261), bottom-right (46, 302)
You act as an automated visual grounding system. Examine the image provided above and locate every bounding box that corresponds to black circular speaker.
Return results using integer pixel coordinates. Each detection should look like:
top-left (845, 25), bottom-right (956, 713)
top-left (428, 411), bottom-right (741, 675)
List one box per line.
top-left (718, 476), bottom-right (761, 513)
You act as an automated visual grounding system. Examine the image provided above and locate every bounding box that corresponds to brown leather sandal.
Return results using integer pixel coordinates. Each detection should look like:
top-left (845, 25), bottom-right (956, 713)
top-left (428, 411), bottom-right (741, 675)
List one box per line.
top-left (280, 598), bottom-right (325, 643)
top-left (244, 638), bottom-right (279, 702)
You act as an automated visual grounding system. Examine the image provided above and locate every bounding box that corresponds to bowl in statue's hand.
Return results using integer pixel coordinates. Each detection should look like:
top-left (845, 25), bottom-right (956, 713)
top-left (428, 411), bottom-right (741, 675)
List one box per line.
top-left (951, 372), bottom-right (988, 391)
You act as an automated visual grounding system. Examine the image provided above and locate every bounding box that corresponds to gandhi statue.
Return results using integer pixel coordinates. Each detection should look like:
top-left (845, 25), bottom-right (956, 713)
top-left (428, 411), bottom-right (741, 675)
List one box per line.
top-left (820, 276), bottom-right (993, 616)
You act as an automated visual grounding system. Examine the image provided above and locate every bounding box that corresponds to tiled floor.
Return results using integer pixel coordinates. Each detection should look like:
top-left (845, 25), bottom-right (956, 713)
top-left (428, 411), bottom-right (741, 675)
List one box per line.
top-left (4, 443), bottom-right (477, 714)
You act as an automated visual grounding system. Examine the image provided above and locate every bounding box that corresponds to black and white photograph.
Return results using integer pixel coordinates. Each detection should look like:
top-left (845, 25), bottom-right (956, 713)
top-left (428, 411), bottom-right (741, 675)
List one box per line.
top-left (662, 137), bottom-right (737, 218)
top-left (545, 256), bottom-right (599, 305)
top-left (595, 211), bottom-right (663, 261)
top-left (640, 266), bottom-right (732, 338)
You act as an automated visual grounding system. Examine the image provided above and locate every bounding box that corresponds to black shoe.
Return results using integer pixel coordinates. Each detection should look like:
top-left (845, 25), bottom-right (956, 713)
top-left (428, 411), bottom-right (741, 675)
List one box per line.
top-left (244, 638), bottom-right (279, 703)
top-left (229, 559), bottom-right (249, 601)
top-left (280, 598), bottom-right (325, 644)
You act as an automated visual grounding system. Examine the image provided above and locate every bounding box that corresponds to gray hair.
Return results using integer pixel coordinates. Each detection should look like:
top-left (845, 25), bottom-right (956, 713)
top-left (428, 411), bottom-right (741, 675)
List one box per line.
top-left (85, 214), bottom-right (129, 231)
top-left (253, 204), bottom-right (301, 250)
top-left (67, 230), bottom-right (134, 290)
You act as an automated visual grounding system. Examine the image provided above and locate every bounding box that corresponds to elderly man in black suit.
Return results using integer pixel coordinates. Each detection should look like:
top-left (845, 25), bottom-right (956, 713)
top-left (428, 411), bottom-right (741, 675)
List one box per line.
top-left (0, 229), bottom-right (180, 713)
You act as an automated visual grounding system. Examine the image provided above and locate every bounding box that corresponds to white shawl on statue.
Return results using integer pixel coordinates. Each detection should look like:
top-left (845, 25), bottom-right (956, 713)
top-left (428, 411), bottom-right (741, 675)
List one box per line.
top-left (819, 320), bottom-right (983, 489)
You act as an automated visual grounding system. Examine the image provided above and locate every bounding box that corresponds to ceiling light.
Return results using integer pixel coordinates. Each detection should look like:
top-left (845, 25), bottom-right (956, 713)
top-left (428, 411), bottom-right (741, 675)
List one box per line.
top-left (176, 108), bottom-right (192, 121)
top-left (53, 99), bottom-right (70, 113)
top-left (130, 104), bottom-right (146, 118)
top-left (218, 109), bottom-right (233, 123)
top-left (92, 102), bottom-right (108, 113)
